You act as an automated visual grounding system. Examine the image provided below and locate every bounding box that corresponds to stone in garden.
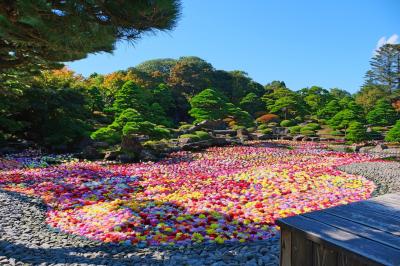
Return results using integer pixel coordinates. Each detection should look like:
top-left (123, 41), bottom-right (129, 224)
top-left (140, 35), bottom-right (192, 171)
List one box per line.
top-left (294, 135), bottom-right (305, 141)
top-left (236, 128), bottom-right (249, 141)
top-left (374, 144), bottom-right (388, 151)
top-left (93, 142), bottom-right (110, 148)
top-left (104, 151), bottom-right (119, 160)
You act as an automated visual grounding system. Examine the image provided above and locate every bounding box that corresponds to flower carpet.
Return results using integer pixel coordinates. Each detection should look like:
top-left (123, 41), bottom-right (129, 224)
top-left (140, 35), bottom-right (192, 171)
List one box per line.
top-left (0, 142), bottom-right (376, 247)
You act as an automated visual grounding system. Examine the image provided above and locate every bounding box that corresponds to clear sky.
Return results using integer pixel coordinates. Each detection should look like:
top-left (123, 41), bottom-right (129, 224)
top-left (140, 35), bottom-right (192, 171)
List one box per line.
top-left (67, 0), bottom-right (400, 93)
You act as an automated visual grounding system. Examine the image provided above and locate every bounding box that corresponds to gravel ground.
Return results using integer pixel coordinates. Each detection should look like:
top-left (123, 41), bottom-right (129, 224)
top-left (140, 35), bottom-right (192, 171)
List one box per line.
top-left (4, 157), bottom-right (399, 265)
top-left (338, 161), bottom-right (400, 196)
top-left (0, 190), bottom-right (279, 266)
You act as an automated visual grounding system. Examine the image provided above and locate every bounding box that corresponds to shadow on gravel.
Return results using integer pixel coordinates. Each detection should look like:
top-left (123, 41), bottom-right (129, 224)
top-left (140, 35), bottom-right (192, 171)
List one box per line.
top-left (0, 240), bottom-right (165, 265)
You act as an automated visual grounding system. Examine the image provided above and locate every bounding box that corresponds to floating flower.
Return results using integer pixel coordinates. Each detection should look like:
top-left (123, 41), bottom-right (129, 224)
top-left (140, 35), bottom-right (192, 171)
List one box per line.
top-left (0, 141), bottom-right (378, 246)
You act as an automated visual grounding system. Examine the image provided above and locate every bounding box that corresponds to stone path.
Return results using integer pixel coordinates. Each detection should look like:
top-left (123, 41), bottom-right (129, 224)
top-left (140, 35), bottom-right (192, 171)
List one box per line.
top-left (0, 190), bottom-right (279, 266)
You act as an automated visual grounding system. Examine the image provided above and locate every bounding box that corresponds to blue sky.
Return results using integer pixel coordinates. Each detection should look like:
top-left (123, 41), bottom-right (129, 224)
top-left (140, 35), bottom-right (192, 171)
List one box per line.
top-left (67, 0), bottom-right (399, 93)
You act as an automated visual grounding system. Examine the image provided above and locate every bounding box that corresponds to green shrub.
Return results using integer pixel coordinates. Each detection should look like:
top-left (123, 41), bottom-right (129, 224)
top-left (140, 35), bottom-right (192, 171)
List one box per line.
top-left (143, 139), bottom-right (170, 150)
top-left (303, 123), bottom-right (321, 131)
top-left (179, 134), bottom-right (200, 142)
top-left (289, 125), bottom-right (302, 134)
top-left (258, 124), bottom-right (268, 130)
top-left (247, 127), bottom-right (256, 133)
top-left (194, 131), bottom-right (212, 140)
top-left (331, 130), bottom-right (344, 136)
top-left (260, 128), bottom-right (273, 134)
top-left (232, 125), bottom-right (245, 130)
top-left (122, 121), bottom-right (170, 140)
top-left (178, 124), bottom-right (193, 131)
top-left (371, 126), bottom-right (385, 132)
top-left (294, 116), bottom-right (303, 122)
top-left (346, 122), bottom-right (368, 143)
top-left (280, 120), bottom-right (295, 127)
top-left (300, 127), bottom-right (316, 136)
top-left (90, 127), bottom-right (121, 144)
top-left (385, 120), bottom-right (400, 142)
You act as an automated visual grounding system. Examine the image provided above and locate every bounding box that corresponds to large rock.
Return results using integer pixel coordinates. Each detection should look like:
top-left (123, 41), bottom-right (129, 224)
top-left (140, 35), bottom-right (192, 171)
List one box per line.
top-left (236, 128), bottom-right (249, 141)
top-left (213, 130), bottom-right (237, 136)
top-left (81, 146), bottom-right (102, 160)
top-left (180, 137), bottom-right (229, 151)
top-left (293, 135), bottom-right (305, 141)
top-left (273, 127), bottom-right (289, 136)
top-left (139, 149), bottom-right (159, 161)
top-left (104, 151), bottom-right (119, 160)
top-left (92, 142), bottom-right (110, 148)
top-left (179, 137), bottom-right (196, 145)
top-left (254, 133), bottom-right (273, 140)
top-left (350, 144), bottom-right (365, 152)
top-left (359, 146), bottom-right (375, 153)
top-left (374, 144), bottom-right (388, 151)
top-left (119, 134), bottom-right (143, 162)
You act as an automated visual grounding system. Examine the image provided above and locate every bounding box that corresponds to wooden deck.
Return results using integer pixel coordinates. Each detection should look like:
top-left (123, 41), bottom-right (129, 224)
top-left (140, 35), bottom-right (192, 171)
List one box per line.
top-left (276, 193), bottom-right (400, 266)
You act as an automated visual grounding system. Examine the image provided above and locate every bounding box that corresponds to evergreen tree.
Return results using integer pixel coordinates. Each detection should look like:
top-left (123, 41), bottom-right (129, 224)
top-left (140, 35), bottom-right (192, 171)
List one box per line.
top-left (328, 109), bottom-right (360, 136)
top-left (369, 44), bottom-right (400, 93)
top-left (385, 120), bottom-right (400, 142)
top-left (226, 103), bottom-right (254, 128)
top-left (189, 89), bottom-right (229, 122)
top-left (355, 84), bottom-right (390, 112)
top-left (263, 88), bottom-right (303, 119)
top-left (239, 92), bottom-right (264, 116)
top-left (317, 100), bottom-right (341, 119)
top-left (298, 86), bottom-right (332, 114)
top-left (0, 0), bottom-right (181, 74)
top-left (346, 122), bottom-right (368, 143)
top-left (366, 99), bottom-right (398, 126)
top-left (147, 103), bottom-right (173, 127)
top-left (152, 83), bottom-right (176, 114)
top-left (112, 81), bottom-right (152, 115)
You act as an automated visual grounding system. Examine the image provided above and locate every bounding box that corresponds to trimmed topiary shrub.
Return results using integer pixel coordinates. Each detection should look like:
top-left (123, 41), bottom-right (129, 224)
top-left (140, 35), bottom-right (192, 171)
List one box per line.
top-left (280, 120), bottom-right (295, 127)
top-left (122, 121), bottom-right (170, 140)
top-left (179, 134), bottom-right (201, 142)
top-left (371, 126), bottom-right (385, 132)
top-left (345, 121), bottom-right (368, 143)
top-left (258, 124), bottom-right (269, 130)
top-left (178, 124), bottom-right (193, 131)
top-left (289, 125), bottom-right (302, 134)
top-left (260, 128), bottom-right (273, 135)
top-left (300, 129), bottom-right (316, 136)
top-left (90, 127), bottom-right (121, 144)
top-left (194, 131), bottom-right (212, 140)
top-left (385, 120), bottom-right (400, 142)
top-left (303, 123), bottom-right (321, 131)
top-left (331, 130), bottom-right (344, 136)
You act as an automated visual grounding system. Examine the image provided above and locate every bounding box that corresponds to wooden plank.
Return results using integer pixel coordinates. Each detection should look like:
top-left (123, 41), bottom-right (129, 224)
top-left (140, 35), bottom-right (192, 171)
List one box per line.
top-left (338, 253), bottom-right (368, 266)
top-left (350, 201), bottom-right (400, 219)
top-left (313, 242), bottom-right (337, 266)
top-left (291, 230), bottom-right (313, 266)
top-left (277, 216), bottom-right (400, 265)
top-left (303, 211), bottom-right (400, 250)
top-left (281, 229), bottom-right (292, 266)
top-left (324, 204), bottom-right (400, 236)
